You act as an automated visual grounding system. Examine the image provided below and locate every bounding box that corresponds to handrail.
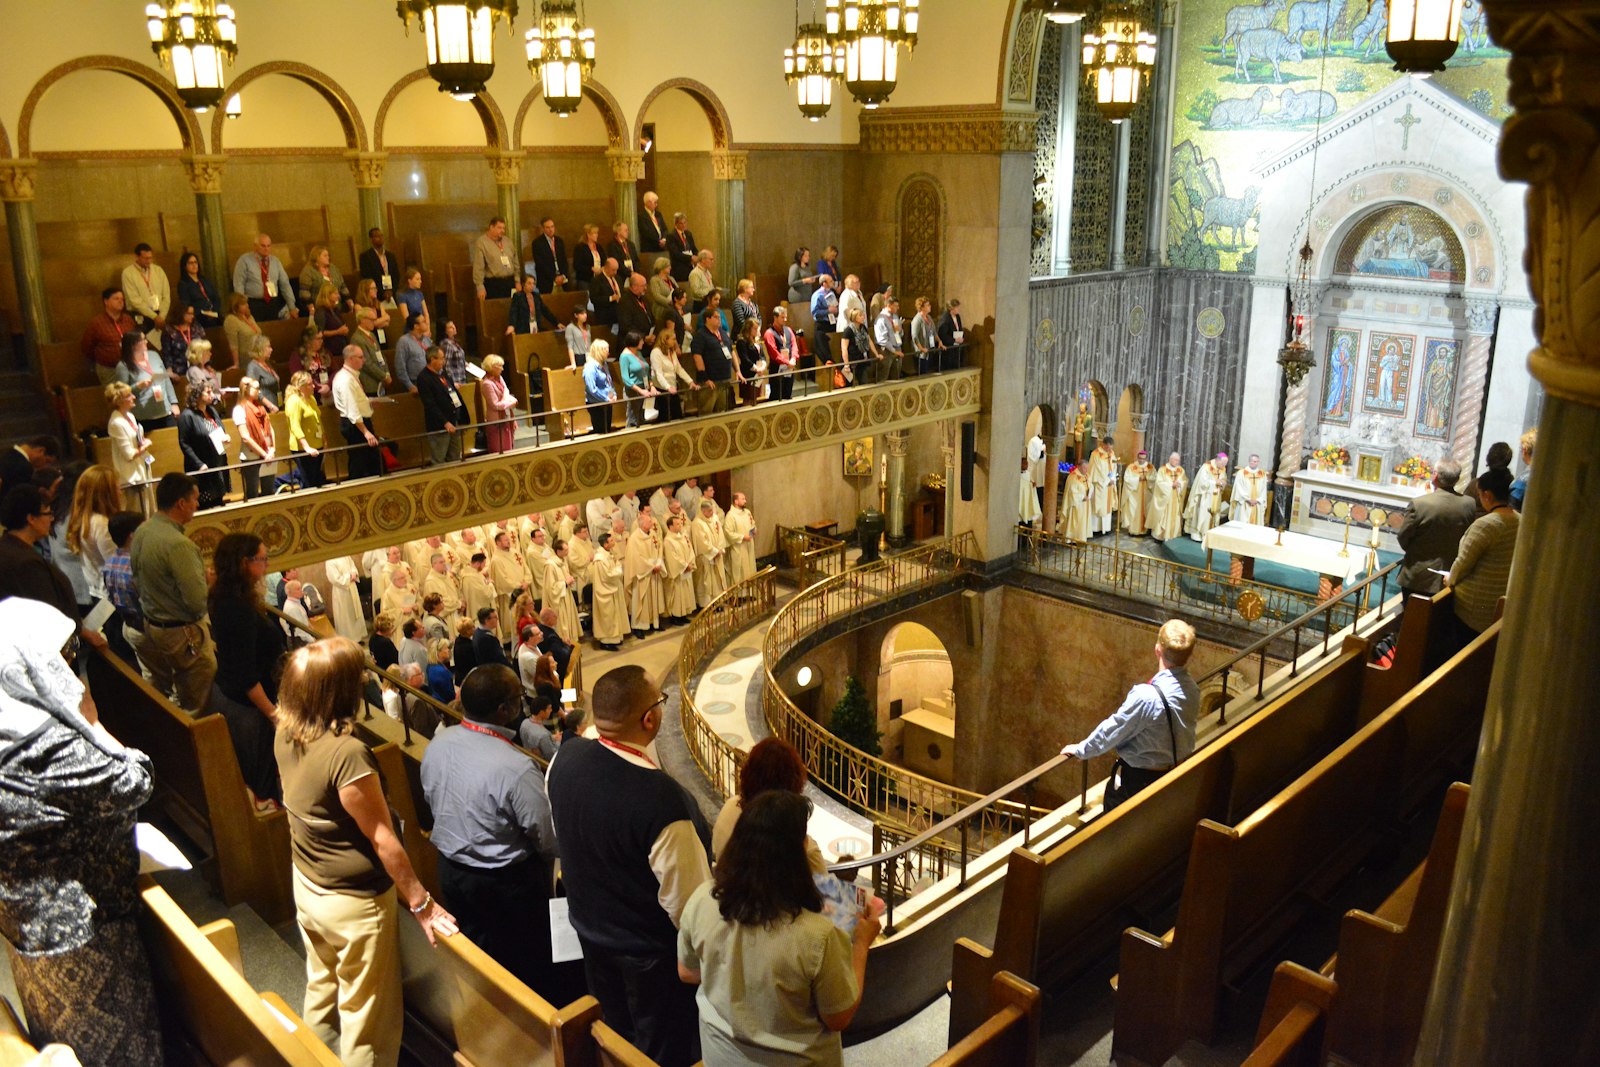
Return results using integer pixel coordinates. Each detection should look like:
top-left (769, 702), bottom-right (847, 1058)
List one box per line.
top-left (775, 524), bottom-right (848, 587)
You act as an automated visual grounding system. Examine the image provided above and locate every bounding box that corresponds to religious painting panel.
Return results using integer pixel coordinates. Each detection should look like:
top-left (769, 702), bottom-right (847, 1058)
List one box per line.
top-left (1361, 332), bottom-right (1414, 417)
top-left (1414, 337), bottom-right (1460, 440)
top-left (843, 437), bottom-right (874, 477)
top-left (1319, 326), bottom-right (1360, 427)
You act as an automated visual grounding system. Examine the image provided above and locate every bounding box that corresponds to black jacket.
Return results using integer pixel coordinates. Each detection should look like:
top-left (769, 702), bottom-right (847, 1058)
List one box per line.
top-left (531, 234), bottom-right (569, 294)
top-left (416, 367), bottom-right (467, 432)
top-left (1397, 489), bottom-right (1478, 594)
top-left (665, 229), bottom-right (698, 282)
top-left (638, 208), bottom-right (668, 258)
top-left (359, 247), bottom-right (403, 294)
top-left (508, 289), bottom-right (558, 334)
top-left (936, 310), bottom-right (966, 348)
top-left (472, 626), bottom-right (511, 668)
top-left (589, 273), bottom-right (622, 327)
top-left (606, 238), bottom-right (640, 277)
top-left (617, 290), bottom-right (654, 344)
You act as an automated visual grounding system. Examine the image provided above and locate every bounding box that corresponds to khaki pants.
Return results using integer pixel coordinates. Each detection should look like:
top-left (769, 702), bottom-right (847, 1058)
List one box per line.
top-left (293, 868), bottom-right (402, 1067)
top-left (136, 618), bottom-right (216, 714)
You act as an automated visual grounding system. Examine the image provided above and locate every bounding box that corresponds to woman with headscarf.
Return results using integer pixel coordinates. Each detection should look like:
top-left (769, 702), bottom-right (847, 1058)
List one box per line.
top-left (0, 597), bottom-right (164, 1067)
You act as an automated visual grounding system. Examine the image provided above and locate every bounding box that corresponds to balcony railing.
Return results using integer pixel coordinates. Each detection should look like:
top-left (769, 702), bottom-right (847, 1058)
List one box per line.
top-left (775, 524), bottom-right (848, 587)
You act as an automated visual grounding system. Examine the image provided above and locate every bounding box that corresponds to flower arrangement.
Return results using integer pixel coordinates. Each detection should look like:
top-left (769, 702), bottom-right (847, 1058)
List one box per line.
top-left (1312, 444), bottom-right (1350, 467)
top-left (1395, 455), bottom-right (1435, 482)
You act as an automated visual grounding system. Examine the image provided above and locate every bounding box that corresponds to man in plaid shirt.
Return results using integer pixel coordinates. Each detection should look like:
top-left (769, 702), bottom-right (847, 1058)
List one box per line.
top-left (100, 511), bottom-right (146, 667)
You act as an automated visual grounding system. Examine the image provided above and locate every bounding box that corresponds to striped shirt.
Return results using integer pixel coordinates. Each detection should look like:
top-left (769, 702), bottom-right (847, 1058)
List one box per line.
top-left (1449, 508), bottom-right (1520, 632)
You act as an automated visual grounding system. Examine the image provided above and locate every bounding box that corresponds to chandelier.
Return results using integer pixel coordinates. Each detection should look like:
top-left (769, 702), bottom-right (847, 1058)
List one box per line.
top-left (825, 0), bottom-right (920, 110)
top-left (1081, 3), bottom-right (1157, 123)
top-left (145, 2), bottom-right (238, 113)
top-left (1023, 0), bottom-right (1090, 23)
top-left (1278, 240), bottom-right (1318, 386)
top-left (397, 1), bottom-right (519, 101)
top-left (1385, 0), bottom-right (1467, 76)
top-left (526, 0), bottom-right (596, 117)
top-left (785, 8), bottom-right (845, 122)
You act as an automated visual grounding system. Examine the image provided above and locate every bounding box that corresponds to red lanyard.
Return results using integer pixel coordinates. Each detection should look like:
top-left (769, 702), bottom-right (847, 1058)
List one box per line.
top-left (599, 737), bottom-right (655, 767)
top-left (459, 720), bottom-right (522, 751)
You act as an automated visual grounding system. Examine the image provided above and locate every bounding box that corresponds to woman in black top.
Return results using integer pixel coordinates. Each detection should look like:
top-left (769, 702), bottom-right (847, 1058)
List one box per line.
top-left (369, 612), bottom-right (400, 671)
top-left (572, 223), bottom-right (603, 287)
top-left (451, 615), bottom-right (477, 686)
top-left (176, 380), bottom-right (230, 507)
top-left (208, 532), bottom-right (285, 804)
top-left (734, 317), bottom-right (765, 408)
top-left (177, 251), bottom-right (222, 328)
top-left (844, 307), bottom-right (874, 387)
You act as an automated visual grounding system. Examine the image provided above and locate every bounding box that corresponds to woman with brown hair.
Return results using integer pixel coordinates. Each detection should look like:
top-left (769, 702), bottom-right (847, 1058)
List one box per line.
top-left (298, 243), bottom-right (350, 312)
top-left (313, 281), bottom-right (350, 347)
top-left (223, 291), bottom-right (261, 368)
top-left (352, 277), bottom-right (392, 344)
top-left (208, 532), bottom-right (285, 805)
top-left (65, 464), bottom-right (123, 601)
top-left (275, 637), bottom-right (456, 1067)
top-left (710, 737), bottom-right (825, 870)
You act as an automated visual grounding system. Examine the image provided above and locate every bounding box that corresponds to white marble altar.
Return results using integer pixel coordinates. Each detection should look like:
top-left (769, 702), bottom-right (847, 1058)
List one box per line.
top-left (1290, 468), bottom-right (1427, 553)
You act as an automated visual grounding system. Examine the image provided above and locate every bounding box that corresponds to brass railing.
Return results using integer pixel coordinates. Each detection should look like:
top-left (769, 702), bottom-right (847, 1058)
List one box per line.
top-left (775, 524), bottom-right (849, 588)
top-left (1016, 525), bottom-right (1374, 634)
top-left (676, 567), bottom-right (780, 802)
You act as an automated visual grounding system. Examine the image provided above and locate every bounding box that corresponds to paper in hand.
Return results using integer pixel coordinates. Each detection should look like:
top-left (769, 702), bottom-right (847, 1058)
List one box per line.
top-left (549, 897), bottom-right (584, 963)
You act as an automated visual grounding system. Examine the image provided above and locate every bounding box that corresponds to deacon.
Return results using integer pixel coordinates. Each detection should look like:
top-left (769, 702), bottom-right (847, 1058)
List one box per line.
top-left (663, 514), bottom-right (698, 624)
top-left (1150, 452), bottom-right (1188, 542)
top-left (724, 491), bottom-right (757, 584)
top-left (590, 531), bottom-right (629, 651)
top-left (624, 513), bottom-right (667, 636)
top-left (542, 539), bottom-right (582, 647)
top-left (489, 532), bottom-right (526, 642)
top-left (461, 552), bottom-right (498, 628)
top-left (1185, 452), bottom-right (1230, 542)
top-left (1230, 453), bottom-right (1270, 525)
top-left (422, 552), bottom-right (463, 622)
top-left (692, 500), bottom-right (728, 608)
top-left (1061, 463), bottom-right (1092, 543)
top-left (1122, 450), bottom-right (1155, 536)
top-left (567, 523), bottom-right (595, 604)
top-left (1087, 434), bottom-right (1119, 535)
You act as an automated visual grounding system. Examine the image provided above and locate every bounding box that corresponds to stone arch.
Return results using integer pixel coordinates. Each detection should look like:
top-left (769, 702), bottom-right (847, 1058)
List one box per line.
top-left (513, 78), bottom-right (625, 149)
top-left (18, 56), bottom-right (203, 156)
top-left (1114, 384), bottom-right (1147, 462)
top-left (1025, 401), bottom-right (1063, 443)
top-left (374, 69), bottom-right (507, 151)
top-left (0, 118), bottom-right (10, 159)
top-left (878, 622), bottom-right (955, 774)
top-left (210, 63), bottom-right (368, 153)
top-left (632, 79), bottom-right (732, 150)
top-left (896, 173), bottom-right (947, 314)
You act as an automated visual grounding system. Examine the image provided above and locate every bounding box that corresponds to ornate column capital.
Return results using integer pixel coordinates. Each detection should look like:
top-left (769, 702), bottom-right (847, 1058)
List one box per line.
top-left (486, 151), bottom-right (523, 186)
top-left (345, 151), bottom-right (388, 189)
top-left (884, 429), bottom-right (910, 457)
top-left (1487, 0), bottom-right (1600, 405)
top-left (1464, 298), bottom-right (1500, 336)
top-left (181, 154), bottom-right (226, 195)
top-left (605, 149), bottom-right (645, 182)
top-left (0, 159), bottom-right (38, 203)
top-left (710, 150), bottom-right (748, 181)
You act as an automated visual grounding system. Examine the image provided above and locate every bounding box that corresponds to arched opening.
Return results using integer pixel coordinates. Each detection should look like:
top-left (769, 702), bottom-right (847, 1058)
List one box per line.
top-left (634, 81), bottom-right (732, 268)
top-left (0, 117), bottom-right (11, 159)
top-left (1069, 380), bottom-right (1110, 461)
top-left (374, 69), bottom-right (506, 152)
top-left (19, 59), bottom-right (201, 156)
top-left (879, 622), bottom-right (954, 783)
top-left (1025, 403), bottom-right (1061, 524)
top-left (1115, 384), bottom-right (1146, 463)
top-left (514, 80), bottom-right (623, 264)
top-left (209, 64), bottom-right (367, 153)
top-left (514, 80), bottom-right (625, 151)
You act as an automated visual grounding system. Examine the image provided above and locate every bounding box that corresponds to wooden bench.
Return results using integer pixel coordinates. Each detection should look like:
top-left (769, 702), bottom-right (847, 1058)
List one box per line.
top-left (929, 972), bottom-right (1041, 1067)
top-left (949, 640), bottom-right (1377, 1042)
top-left (139, 878), bottom-right (340, 1066)
top-left (87, 647), bottom-right (294, 924)
top-left (1245, 781), bottom-right (1471, 1067)
top-left (1111, 626), bottom-right (1499, 1066)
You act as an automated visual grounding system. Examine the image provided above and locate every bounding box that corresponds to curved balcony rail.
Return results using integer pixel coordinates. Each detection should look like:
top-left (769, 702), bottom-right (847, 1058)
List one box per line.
top-left (774, 524), bottom-right (848, 587)
top-left (676, 568), bottom-right (781, 802)
top-left (1015, 524), bottom-right (1390, 636)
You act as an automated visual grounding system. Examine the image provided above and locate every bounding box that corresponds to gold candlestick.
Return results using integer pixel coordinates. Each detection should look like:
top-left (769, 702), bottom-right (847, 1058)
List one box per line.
top-left (1338, 511), bottom-right (1352, 558)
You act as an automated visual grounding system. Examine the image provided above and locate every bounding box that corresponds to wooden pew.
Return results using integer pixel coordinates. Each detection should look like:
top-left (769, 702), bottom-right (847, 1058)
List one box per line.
top-left (949, 640), bottom-right (1376, 1042)
top-left (139, 879), bottom-right (340, 1066)
top-left (1247, 781), bottom-right (1471, 1067)
top-left (1358, 588), bottom-right (1458, 725)
top-left (39, 339), bottom-right (95, 393)
top-left (543, 289), bottom-right (588, 326)
top-left (929, 972), bottom-right (1042, 1067)
top-left (87, 648), bottom-right (294, 924)
top-left (544, 365), bottom-right (596, 439)
top-left (63, 382), bottom-right (112, 448)
top-left (478, 296), bottom-right (513, 358)
top-left (1111, 627), bottom-right (1499, 1066)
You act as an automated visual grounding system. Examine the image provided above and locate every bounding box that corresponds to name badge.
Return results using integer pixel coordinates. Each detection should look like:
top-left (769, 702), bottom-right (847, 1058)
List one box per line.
top-left (265, 281), bottom-right (278, 298)
top-left (447, 388), bottom-right (462, 407)
top-left (623, 260), bottom-right (632, 272)
top-left (499, 255), bottom-right (511, 267)
top-left (376, 329), bottom-right (387, 346)
top-left (381, 274), bottom-right (392, 290)
top-left (150, 294), bottom-right (160, 310)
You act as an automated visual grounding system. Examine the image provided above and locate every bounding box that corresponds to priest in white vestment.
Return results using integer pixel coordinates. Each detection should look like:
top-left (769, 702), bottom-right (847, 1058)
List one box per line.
top-left (663, 515), bottom-right (698, 621)
top-left (556, 503), bottom-right (578, 546)
top-left (675, 477), bottom-right (702, 517)
top-left (585, 495), bottom-right (618, 535)
top-left (1230, 453), bottom-right (1270, 525)
top-left (618, 491), bottom-right (642, 534)
top-left (1185, 453), bottom-right (1230, 542)
top-left (489, 531), bottom-right (526, 641)
top-left (1121, 451), bottom-right (1155, 535)
top-left (541, 542), bottom-right (581, 646)
top-left (723, 493), bottom-right (757, 584)
top-left (420, 553), bottom-right (463, 621)
top-left (566, 525), bottom-right (596, 604)
top-left (590, 531), bottom-right (629, 649)
top-left (1086, 438), bottom-right (1119, 535)
top-left (649, 485), bottom-right (673, 521)
top-left (623, 514), bottom-right (667, 634)
top-left (371, 545), bottom-right (403, 613)
top-left (1150, 453), bottom-right (1189, 542)
top-left (692, 501), bottom-right (728, 607)
top-left (324, 555), bottom-right (367, 642)
top-left (382, 567), bottom-right (419, 621)
top-left (460, 555), bottom-right (497, 630)
top-left (1061, 465), bottom-right (1092, 542)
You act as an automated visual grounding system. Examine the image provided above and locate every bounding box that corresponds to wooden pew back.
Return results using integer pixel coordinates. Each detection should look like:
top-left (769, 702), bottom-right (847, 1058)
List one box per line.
top-left (139, 879), bottom-right (340, 1066)
top-left (930, 973), bottom-right (1041, 1067)
top-left (88, 649), bottom-right (294, 923)
top-left (543, 289), bottom-right (588, 327)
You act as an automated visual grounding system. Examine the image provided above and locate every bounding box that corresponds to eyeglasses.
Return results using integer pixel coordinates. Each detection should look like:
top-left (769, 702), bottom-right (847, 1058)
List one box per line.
top-left (250, 553), bottom-right (269, 564)
top-left (639, 693), bottom-right (668, 719)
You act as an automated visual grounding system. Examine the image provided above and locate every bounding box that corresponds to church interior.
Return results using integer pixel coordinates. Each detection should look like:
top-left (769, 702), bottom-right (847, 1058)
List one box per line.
top-left (0, 0), bottom-right (1592, 1065)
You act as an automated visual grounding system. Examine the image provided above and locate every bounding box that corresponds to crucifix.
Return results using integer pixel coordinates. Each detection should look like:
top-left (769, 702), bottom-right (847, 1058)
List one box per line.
top-left (1395, 102), bottom-right (1421, 151)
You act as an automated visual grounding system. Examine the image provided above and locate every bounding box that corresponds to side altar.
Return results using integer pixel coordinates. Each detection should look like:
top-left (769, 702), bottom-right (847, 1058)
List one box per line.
top-left (1289, 467), bottom-right (1427, 553)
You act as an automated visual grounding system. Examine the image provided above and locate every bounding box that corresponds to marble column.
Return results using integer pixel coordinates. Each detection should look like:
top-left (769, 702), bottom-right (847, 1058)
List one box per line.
top-left (181, 155), bottom-right (229, 303)
top-left (1143, 0), bottom-right (1180, 267)
top-left (487, 152), bottom-right (523, 250)
top-left (1, 160), bottom-right (50, 365)
top-left (711, 149), bottom-right (747, 291)
top-left (607, 149), bottom-right (643, 246)
top-left (1041, 433), bottom-right (1064, 534)
top-left (884, 430), bottom-right (910, 547)
top-left (1415, 3), bottom-right (1600, 1061)
top-left (1450, 299), bottom-right (1499, 465)
top-left (347, 152), bottom-right (388, 240)
top-left (1108, 120), bottom-right (1132, 272)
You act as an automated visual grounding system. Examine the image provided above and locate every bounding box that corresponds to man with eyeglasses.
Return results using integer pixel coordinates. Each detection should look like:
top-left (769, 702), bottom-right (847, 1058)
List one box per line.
top-left (0, 484), bottom-right (107, 657)
top-left (545, 664), bottom-right (710, 1067)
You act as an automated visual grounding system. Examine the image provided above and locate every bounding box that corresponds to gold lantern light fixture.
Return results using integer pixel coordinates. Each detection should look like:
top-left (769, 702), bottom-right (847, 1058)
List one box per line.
top-left (1023, 0), bottom-right (1091, 24)
top-left (396, 0), bottom-right (519, 101)
top-left (526, 0), bottom-right (596, 117)
top-left (1385, 0), bottom-right (1467, 76)
top-left (825, 0), bottom-right (920, 110)
top-left (1278, 239), bottom-right (1318, 386)
top-left (1081, 2), bottom-right (1157, 123)
top-left (145, 1), bottom-right (238, 113)
top-left (785, 5), bottom-right (845, 122)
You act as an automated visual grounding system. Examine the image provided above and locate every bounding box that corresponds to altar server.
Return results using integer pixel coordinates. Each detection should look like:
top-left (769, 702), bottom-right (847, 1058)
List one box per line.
top-left (1230, 453), bottom-right (1270, 525)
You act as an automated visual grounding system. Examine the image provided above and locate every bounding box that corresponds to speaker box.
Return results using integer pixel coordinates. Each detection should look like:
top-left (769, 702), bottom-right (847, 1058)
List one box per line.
top-left (962, 589), bottom-right (982, 647)
top-left (960, 421), bottom-right (976, 502)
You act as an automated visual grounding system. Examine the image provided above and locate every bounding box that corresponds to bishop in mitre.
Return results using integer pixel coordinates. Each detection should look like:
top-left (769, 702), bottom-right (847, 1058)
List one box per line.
top-left (1230, 453), bottom-right (1270, 525)
top-left (624, 513), bottom-right (667, 635)
top-left (724, 492), bottom-right (757, 585)
top-left (1121, 450), bottom-right (1155, 535)
top-left (1086, 435), bottom-right (1119, 535)
top-left (1150, 452), bottom-right (1188, 542)
top-left (663, 514), bottom-right (698, 623)
top-left (1061, 464), bottom-right (1092, 543)
top-left (542, 539), bottom-right (582, 647)
top-left (1185, 452), bottom-right (1230, 542)
top-left (590, 530), bottom-right (630, 650)
top-left (692, 500), bottom-right (728, 608)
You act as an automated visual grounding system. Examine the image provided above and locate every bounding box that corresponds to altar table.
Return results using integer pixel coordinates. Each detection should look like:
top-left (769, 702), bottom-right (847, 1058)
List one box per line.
top-left (1202, 521), bottom-right (1371, 599)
